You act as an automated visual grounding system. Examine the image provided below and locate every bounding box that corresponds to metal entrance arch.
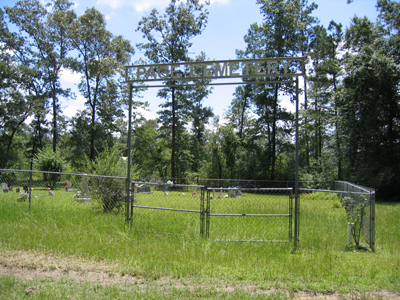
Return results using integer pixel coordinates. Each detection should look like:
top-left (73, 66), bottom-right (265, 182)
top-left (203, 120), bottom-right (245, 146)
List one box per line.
top-left (124, 57), bottom-right (306, 246)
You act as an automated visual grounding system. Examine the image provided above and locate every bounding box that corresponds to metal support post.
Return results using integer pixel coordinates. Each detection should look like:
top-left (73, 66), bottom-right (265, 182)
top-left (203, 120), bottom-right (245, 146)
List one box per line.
top-left (126, 84), bottom-right (133, 222)
top-left (294, 76), bottom-right (300, 248)
top-left (29, 170), bottom-right (32, 212)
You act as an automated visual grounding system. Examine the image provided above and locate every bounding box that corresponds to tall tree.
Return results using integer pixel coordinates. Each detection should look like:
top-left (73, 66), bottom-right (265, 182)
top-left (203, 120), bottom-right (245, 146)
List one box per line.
top-left (237, 0), bottom-right (306, 180)
top-left (186, 53), bottom-right (214, 174)
top-left (6, 0), bottom-right (76, 153)
top-left (297, 0), bottom-right (318, 168)
top-left (341, 6), bottom-right (400, 199)
top-left (131, 119), bottom-right (170, 179)
top-left (137, 0), bottom-right (209, 182)
top-left (307, 21), bottom-right (344, 180)
top-left (68, 7), bottom-right (134, 160)
top-left (0, 7), bottom-right (45, 168)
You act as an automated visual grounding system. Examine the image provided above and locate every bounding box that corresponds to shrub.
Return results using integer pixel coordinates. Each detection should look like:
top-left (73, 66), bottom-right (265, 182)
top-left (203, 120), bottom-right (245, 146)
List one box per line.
top-left (34, 147), bottom-right (68, 189)
top-left (85, 144), bottom-right (138, 213)
top-left (0, 171), bottom-right (17, 186)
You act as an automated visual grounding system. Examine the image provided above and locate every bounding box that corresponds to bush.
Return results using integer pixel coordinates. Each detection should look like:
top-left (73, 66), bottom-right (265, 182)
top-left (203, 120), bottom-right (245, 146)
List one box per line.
top-left (0, 171), bottom-right (17, 186)
top-left (34, 147), bottom-right (68, 189)
top-left (85, 144), bottom-right (138, 213)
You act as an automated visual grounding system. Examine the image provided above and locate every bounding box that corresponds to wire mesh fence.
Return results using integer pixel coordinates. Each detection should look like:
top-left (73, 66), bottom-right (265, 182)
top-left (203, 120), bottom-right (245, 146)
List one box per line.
top-left (333, 181), bottom-right (375, 251)
top-left (130, 182), bottom-right (206, 237)
top-left (135, 176), bottom-right (296, 189)
top-left (299, 183), bottom-right (375, 251)
top-left (0, 169), bottom-right (128, 214)
top-left (0, 170), bottom-right (375, 250)
top-left (205, 187), bottom-right (293, 242)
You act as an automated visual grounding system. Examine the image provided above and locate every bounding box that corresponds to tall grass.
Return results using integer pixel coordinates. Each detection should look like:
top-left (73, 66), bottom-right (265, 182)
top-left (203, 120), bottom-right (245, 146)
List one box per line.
top-left (0, 188), bottom-right (399, 294)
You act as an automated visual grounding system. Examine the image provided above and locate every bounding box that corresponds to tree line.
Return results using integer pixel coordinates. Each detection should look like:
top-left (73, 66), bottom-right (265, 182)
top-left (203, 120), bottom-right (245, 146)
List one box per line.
top-left (1, 0), bottom-right (399, 200)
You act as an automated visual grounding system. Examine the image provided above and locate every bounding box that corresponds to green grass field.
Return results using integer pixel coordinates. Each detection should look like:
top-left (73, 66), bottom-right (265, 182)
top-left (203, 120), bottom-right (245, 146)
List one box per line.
top-left (0, 187), bottom-right (399, 299)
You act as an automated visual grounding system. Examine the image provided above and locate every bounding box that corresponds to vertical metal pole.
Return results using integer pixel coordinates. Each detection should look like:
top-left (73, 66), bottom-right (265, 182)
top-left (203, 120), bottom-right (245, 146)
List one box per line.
top-left (200, 187), bottom-right (205, 237)
top-left (294, 76), bottom-right (300, 248)
top-left (206, 188), bottom-right (210, 238)
top-left (126, 84), bottom-right (133, 222)
top-left (29, 170), bottom-right (32, 212)
top-left (370, 190), bottom-right (376, 252)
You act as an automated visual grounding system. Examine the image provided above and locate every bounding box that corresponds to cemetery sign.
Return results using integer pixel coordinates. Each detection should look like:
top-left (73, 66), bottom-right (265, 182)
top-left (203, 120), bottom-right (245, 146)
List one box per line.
top-left (125, 57), bottom-right (305, 85)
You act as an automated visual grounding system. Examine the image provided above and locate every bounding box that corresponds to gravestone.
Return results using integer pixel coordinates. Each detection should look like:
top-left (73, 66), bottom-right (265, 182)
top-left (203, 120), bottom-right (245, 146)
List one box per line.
top-left (137, 184), bottom-right (151, 194)
top-left (228, 187), bottom-right (242, 198)
top-left (76, 178), bottom-right (92, 203)
top-left (18, 184), bottom-right (29, 202)
top-left (65, 182), bottom-right (73, 192)
top-left (1, 182), bottom-right (8, 192)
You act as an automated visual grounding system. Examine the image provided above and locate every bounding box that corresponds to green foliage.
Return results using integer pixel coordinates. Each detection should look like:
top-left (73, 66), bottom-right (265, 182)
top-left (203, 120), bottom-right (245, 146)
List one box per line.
top-left (85, 144), bottom-right (137, 212)
top-left (301, 191), bottom-right (340, 201)
top-left (34, 146), bottom-right (68, 189)
top-left (2, 0), bottom-right (400, 203)
top-left (0, 170), bottom-right (17, 185)
top-left (137, 0), bottom-right (209, 180)
top-left (341, 195), bottom-right (368, 224)
top-left (341, 195), bottom-right (368, 245)
top-left (68, 7), bottom-right (134, 160)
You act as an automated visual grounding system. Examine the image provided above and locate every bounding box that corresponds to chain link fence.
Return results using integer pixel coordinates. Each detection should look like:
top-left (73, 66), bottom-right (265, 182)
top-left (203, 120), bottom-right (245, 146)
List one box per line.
top-left (333, 181), bottom-right (375, 251)
top-left (205, 187), bottom-right (293, 242)
top-left (129, 182), bottom-right (206, 237)
top-left (135, 176), bottom-right (295, 189)
top-left (299, 181), bottom-right (375, 251)
top-left (0, 169), bottom-right (128, 214)
top-left (0, 170), bottom-right (375, 250)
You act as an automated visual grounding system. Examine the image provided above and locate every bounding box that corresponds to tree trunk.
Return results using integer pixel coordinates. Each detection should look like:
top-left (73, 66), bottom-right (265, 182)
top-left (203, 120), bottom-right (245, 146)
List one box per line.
top-left (52, 86), bottom-right (57, 152)
top-left (271, 84), bottom-right (279, 181)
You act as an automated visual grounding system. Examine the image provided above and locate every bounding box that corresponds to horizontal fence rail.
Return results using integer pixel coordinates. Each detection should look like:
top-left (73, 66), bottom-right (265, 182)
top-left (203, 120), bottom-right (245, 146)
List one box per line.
top-left (130, 182), bottom-right (206, 237)
top-left (299, 182), bottom-right (375, 251)
top-left (0, 169), bottom-right (128, 214)
top-left (205, 187), bottom-right (294, 243)
top-left (0, 170), bottom-right (375, 250)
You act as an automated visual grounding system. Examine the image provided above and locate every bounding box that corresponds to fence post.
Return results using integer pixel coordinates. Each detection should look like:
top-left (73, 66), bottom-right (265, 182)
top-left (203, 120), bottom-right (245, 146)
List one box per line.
top-left (126, 84), bottom-right (133, 222)
top-left (294, 76), bottom-right (300, 248)
top-left (370, 190), bottom-right (376, 252)
top-left (200, 187), bottom-right (206, 237)
top-left (29, 170), bottom-right (32, 212)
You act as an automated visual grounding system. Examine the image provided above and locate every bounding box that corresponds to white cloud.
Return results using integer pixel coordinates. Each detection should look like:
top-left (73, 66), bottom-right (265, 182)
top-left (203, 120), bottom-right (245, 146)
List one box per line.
top-left (75, 94), bottom-right (87, 106)
top-left (60, 68), bottom-right (81, 85)
top-left (208, 0), bottom-right (229, 4)
top-left (96, 0), bottom-right (228, 12)
top-left (281, 98), bottom-right (295, 113)
top-left (62, 95), bottom-right (87, 118)
top-left (96, 0), bottom-right (168, 11)
top-left (135, 106), bottom-right (158, 120)
top-left (63, 105), bottom-right (82, 118)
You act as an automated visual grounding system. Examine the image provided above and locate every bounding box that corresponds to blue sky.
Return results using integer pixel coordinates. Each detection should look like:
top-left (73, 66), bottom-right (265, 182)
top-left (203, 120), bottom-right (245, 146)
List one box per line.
top-left (3, 0), bottom-right (381, 120)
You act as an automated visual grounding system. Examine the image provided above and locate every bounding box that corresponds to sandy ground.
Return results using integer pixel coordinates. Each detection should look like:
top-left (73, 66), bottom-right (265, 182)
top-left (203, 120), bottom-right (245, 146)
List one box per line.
top-left (0, 249), bottom-right (399, 299)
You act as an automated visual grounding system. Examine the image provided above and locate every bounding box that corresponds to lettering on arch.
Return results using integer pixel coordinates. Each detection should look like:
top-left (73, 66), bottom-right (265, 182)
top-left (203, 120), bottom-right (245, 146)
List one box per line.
top-left (125, 57), bottom-right (305, 85)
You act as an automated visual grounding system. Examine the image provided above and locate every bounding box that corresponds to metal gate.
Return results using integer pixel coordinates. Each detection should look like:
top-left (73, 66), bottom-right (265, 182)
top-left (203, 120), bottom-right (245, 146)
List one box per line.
top-left (206, 187), bottom-right (294, 242)
top-left (128, 182), bottom-right (206, 237)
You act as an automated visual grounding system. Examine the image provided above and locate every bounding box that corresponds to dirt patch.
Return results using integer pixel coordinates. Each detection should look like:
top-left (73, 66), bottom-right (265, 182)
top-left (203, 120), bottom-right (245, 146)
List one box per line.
top-left (0, 249), bottom-right (140, 286)
top-left (0, 250), bottom-right (399, 299)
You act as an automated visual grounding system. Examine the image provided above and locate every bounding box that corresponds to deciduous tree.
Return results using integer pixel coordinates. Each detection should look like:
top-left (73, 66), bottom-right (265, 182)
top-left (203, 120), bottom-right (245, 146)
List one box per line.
top-left (137, 0), bottom-right (209, 182)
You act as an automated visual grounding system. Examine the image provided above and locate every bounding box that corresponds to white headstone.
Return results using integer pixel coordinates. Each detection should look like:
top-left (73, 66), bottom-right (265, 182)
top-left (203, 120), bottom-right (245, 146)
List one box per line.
top-left (1, 182), bottom-right (8, 192)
